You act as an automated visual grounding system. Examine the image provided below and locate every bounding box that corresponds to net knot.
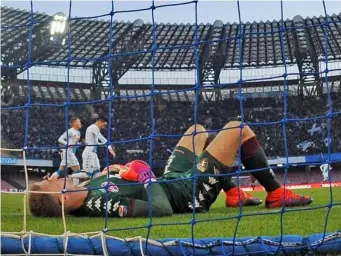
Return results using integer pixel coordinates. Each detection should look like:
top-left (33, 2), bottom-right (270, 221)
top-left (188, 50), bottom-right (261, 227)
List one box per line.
top-left (193, 41), bottom-right (199, 48)
top-left (107, 95), bottom-right (115, 101)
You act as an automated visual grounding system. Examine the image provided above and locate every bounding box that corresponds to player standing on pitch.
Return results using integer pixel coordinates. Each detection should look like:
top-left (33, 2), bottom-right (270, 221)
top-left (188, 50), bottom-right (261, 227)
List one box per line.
top-left (320, 153), bottom-right (333, 183)
top-left (81, 115), bottom-right (116, 179)
top-left (320, 162), bottom-right (332, 183)
top-left (49, 117), bottom-right (83, 180)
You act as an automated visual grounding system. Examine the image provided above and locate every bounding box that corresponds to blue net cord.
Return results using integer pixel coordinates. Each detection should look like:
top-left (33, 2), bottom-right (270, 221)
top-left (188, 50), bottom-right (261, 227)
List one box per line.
top-left (145, 0), bottom-right (157, 252)
top-left (1, 0), bottom-right (341, 255)
top-left (320, 0), bottom-right (334, 248)
top-left (103, 0), bottom-right (116, 233)
top-left (2, 231), bottom-right (341, 255)
top-left (191, 0), bottom-right (200, 254)
top-left (23, 0), bottom-right (34, 149)
top-left (231, 1), bottom-right (246, 255)
top-left (62, 0), bottom-right (72, 195)
top-left (278, 0), bottom-right (290, 252)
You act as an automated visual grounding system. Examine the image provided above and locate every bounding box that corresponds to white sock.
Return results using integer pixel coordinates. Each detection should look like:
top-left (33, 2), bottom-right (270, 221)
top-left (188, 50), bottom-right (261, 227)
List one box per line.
top-left (70, 172), bottom-right (90, 179)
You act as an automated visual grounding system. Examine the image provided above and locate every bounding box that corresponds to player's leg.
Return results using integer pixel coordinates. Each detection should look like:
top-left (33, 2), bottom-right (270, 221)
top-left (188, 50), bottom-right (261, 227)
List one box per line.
top-left (197, 121), bottom-right (312, 208)
top-left (162, 124), bottom-right (209, 178)
top-left (49, 150), bottom-right (69, 180)
top-left (51, 150), bottom-right (86, 182)
top-left (49, 165), bottom-right (66, 180)
top-left (164, 123), bottom-right (261, 209)
top-left (175, 124), bottom-right (209, 155)
top-left (80, 151), bottom-right (97, 179)
top-left (62, 152), bottom-right (82, 183)
top-left (65, 151), bottom-right (81, 172)
top-left (92, 154), bottom-right (101, 178)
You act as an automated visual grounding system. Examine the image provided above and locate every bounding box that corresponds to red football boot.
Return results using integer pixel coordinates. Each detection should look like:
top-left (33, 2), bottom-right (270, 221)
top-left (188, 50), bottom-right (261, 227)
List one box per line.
top-left (225, 187), bottom-right (262, 207)
top-left (265, 186), bottom-right (313, 208)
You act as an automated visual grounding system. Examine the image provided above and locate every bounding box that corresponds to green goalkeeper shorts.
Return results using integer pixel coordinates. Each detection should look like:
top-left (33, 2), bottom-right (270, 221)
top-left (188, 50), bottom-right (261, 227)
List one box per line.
top-left (161, 146), bottom-right (196, 179)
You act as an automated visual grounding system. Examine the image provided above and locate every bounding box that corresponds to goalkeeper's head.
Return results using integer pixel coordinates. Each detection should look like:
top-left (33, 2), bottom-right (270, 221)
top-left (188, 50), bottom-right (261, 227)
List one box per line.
top-left (29, 178), bottom-right (87, 217)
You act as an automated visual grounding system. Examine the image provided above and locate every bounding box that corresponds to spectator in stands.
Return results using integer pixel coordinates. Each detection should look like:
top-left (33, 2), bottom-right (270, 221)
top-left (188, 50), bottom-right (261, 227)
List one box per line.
top-left (1, 92), bottom-right (341, 162)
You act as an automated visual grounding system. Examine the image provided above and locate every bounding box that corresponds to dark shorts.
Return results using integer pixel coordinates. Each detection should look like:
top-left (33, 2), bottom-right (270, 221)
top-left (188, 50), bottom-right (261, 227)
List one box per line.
top-left (161, 146), bottom-right (196, 179)
top-left (160, 146), bottom-right (227, 213)
top-left (160, 146), bottom-right (209, 213)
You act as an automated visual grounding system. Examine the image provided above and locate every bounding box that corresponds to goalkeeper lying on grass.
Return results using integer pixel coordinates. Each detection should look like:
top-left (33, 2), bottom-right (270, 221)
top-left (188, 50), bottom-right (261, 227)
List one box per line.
top-left (29, 121), bottom-right (312, 218)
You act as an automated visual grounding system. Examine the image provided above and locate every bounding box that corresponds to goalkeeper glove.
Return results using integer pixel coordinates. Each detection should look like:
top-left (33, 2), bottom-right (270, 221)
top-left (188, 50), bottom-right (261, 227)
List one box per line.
top-left (121, 160), bottom-right (156, 183)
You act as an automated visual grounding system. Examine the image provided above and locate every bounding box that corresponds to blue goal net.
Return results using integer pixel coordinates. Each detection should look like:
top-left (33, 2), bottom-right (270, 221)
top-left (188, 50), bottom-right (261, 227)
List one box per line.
top-left (1, 0), bottom-right (341, 255)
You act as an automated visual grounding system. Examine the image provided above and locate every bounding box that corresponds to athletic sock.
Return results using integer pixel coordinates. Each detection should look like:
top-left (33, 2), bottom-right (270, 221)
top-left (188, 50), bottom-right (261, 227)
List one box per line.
top-left (70, 171), bottom-right (89, 179)
top-left (53, 169), bottom-right (65, 178)
top-left (92, 169), bottom-right (100, 179)
top-left (221, 179), bottom-right (237, 192)
top-left (241, 137), bottom-right (281, 192)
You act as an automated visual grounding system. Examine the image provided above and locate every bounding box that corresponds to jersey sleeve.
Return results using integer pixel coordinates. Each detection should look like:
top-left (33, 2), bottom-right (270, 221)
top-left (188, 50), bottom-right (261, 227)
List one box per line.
top-left (93, 126), bottom-right (108, 145)
top-left (75, 183), bottom-right (173, 218)
top-left (320, 164), bottom-right (325, 172)
top-left (58, 131), bottom-right (67, 145)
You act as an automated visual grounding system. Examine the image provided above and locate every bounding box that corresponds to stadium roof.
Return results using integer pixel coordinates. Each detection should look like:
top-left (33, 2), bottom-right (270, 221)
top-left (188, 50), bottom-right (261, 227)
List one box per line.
top-left (1, 6), bottom-right (341, 87)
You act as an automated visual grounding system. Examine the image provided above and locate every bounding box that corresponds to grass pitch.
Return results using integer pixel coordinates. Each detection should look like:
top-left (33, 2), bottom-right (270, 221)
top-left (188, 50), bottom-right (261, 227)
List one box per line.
top-left (1, 188), bottom-right (341, 239)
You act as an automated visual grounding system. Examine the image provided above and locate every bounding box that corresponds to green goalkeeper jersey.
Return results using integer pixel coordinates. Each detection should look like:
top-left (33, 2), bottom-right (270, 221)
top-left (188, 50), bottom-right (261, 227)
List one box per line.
top-left (71, 154), bottom-right (223, 218)
top-left (72, 175), bottom-right (173, 218)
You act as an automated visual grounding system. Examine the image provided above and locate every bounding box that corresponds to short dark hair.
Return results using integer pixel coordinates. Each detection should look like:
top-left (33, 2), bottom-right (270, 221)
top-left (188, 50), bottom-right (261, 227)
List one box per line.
top-left (70, 117), bottom-right (80, 124)
top-left (96, 115), bottom-right (108, 123)
top-left (29, 184), bottom-right (62, 217)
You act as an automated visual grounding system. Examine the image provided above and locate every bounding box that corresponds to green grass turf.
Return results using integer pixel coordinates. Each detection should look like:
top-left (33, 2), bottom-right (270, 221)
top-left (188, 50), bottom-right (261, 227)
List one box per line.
top-left (1, 188), bottom-right (341, 239)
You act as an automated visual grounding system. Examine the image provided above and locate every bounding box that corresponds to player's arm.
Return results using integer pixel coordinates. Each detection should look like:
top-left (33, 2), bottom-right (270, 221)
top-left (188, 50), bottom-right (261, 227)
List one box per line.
top-left (58, 131), bottom-right (67, 146)
top-left (123, 181), bottom-right (173, 217)
top-left (125, 194), bottom-right (173, 217)
top-left (100, 164), bottom-right (127, 176)
top-left (80, 183), bottom-right (173, 218)
top-left (93, 126), bottom-right (116, 157)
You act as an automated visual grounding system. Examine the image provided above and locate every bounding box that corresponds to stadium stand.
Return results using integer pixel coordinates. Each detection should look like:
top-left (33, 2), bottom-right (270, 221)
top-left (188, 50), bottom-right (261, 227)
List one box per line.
top-left (1, 5), bottom-right (341, 255)
top-left (2, 89), bottom-right (341, 161)
top-left (0, 180), bottom-right (15, 191)
top-left (1, 7), bottom-right (340, 162)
